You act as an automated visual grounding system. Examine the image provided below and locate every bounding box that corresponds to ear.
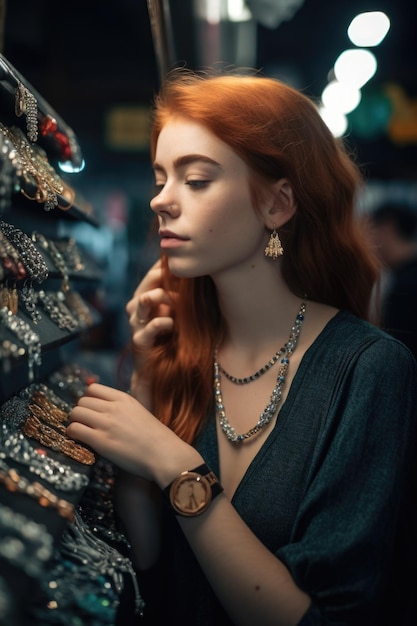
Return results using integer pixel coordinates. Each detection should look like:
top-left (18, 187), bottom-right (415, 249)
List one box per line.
top-left (261, 178), bottom-right (297, 229)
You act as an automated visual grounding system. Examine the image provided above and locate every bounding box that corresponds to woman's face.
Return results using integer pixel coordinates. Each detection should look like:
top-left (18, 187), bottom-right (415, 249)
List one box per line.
top-left (150, 118), bottom-right (269, 279)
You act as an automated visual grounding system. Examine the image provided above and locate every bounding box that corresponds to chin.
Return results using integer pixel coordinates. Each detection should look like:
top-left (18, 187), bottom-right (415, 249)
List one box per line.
top-left (167, 261), bottom-right (208, 279)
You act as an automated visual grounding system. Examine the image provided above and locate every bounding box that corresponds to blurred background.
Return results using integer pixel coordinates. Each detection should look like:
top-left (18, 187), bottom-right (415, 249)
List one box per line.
top-left (1, 0), bottom-right (416, 373)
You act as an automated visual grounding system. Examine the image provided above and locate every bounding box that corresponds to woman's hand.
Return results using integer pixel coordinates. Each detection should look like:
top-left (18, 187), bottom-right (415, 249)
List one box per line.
top-left (67, 383), bottom-right (201, 486)
top-left (126, 259), bottom-right (175, 405)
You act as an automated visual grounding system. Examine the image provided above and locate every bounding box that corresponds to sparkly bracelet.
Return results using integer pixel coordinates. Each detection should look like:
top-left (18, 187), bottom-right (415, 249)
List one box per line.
top-left (0, 395), bottom-right (89, 493)
top-left (32, 231), bottom-right (70, 292)
top-left (0, 458), bottom-right (75, 521)
top-left (47, 365), bottom-right (99, 402)
top-left (64, 290), bottom-right (94, 329)
top-left (54, 237), bottom-right (85, 272)
top-left (28, 403), bottom-right (68, 434)
top-left (22, 413), bottom-right (95, 466)
top-left (0, 131), bottom-right (19, 216)
top-left (0, 306), bottom-right (41, 382)
top-left (0, 125), bottom-right (65, 211)
top-left (0, 424), bottom-right (89, 492)
top-left (30, 388), bottom-right (70, 422)
top-left (15, 82), bottom-right (39, 143)
top-left (0, 220), bottom-right (48, 283)
top-left (0, 228), bottom-right (27, 280)
top-left (78, 458), bottom-right (131, 549)
top-left (0, 502), bottom-right (53, 579)
top-left (24, 382), bottom-right (72, 413)
top-left (37, 289), bottom-right (79, 332)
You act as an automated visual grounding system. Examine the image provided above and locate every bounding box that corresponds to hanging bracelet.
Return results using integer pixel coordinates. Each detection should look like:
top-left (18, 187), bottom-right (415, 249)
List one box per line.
top-left (0, 306), bottom-right (41, 382)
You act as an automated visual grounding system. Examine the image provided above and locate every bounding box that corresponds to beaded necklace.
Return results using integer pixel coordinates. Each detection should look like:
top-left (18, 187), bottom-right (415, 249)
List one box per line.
top-left (214, 303), bottom-right (306, 443)
top-left (218, 347), bottom-right (282, 384)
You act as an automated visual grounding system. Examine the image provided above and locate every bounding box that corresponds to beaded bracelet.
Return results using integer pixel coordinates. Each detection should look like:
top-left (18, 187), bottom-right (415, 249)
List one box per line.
top-left (0, 220), bottom-right (48, 283)
top-left (38, 289), bottom-right (79, 332)
top-left (0, 228), bottom-right (27, 280)
top-left (0, 306), bottom-right (41, 382)
top-left (0, 458), bottom-right (75, 521)
top-left (0, 395), bottom-right (89, 493)
top-left (48, 365), bottom-right (99, 401)
top-left (0, 131), bottom-right (19, 215)
top-left (32, 231), bottom-right (70, 292)
top-left (0, 424), bottom-right (89, 492)
top-left (54, 237), bottom-right (85, 272)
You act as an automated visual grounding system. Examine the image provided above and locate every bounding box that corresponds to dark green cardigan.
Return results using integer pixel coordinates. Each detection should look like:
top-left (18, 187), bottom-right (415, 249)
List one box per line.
top-left (139, 311), bottom-right (417, 626)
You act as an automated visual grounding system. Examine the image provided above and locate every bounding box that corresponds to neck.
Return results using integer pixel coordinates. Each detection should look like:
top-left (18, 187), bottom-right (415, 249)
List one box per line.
top-left (212, 261), bottom-right (302, 350)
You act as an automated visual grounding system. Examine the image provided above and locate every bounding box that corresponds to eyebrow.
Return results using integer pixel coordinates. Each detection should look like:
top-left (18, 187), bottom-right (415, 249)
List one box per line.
top-left (153, 154), bottom-right (223, 171)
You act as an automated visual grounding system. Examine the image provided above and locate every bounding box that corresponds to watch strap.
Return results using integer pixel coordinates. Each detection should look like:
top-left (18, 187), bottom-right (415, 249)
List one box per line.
top-left (189, 463), bottom-right (224, 498)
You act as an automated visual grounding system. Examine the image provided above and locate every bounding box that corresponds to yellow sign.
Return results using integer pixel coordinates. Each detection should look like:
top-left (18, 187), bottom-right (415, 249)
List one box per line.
top-left (105, 106), bottom-right (151, 150)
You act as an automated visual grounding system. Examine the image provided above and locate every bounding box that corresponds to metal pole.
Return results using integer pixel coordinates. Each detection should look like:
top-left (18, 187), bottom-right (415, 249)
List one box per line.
top-left (146, 0), bottom-right (176, 84)
top-left (0, 0), bottom-right (7, 53)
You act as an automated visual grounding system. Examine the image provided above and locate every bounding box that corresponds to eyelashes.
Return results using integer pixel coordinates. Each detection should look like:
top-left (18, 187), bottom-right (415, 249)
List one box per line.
top-left (153, 180), bottom-right (210, 196)
top-left (184, 180), bottom-right (210, 190)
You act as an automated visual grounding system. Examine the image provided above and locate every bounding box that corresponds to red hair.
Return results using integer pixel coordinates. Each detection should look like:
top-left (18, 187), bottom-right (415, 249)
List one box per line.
top-left (143, 70), bottom-right (379, 443)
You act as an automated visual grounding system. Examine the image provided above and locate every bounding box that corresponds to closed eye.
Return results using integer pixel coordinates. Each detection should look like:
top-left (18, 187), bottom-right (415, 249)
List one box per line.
top-left (185, 180), bottom-right (210, 190)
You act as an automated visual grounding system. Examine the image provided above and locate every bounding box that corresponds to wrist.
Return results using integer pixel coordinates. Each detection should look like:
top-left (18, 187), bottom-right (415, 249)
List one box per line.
top-left (129, 373), bottom-right (152, 409)
top-left (154, 447), bottom-right (205, 491)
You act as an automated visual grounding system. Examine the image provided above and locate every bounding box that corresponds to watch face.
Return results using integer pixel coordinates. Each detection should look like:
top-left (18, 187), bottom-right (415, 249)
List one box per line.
top-left (170, 472), bottom-right (212, 516)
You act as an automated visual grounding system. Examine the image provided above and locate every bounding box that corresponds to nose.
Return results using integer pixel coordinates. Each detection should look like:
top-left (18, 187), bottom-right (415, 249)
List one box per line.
top-left (150, 192), bottom-right (179, 217)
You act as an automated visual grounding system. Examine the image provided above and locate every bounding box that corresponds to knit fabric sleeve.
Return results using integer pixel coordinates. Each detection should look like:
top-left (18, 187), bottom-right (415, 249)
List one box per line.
top-left (276, 335), bottom-right (417, 626)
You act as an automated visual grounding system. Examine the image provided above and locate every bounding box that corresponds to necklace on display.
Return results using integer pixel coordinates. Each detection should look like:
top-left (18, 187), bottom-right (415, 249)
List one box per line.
top-left (214, 302), bottom-right (306, 443)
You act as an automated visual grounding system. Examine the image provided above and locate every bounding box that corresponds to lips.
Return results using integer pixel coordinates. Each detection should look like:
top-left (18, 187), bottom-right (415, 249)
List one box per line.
top-left (159, 229), bottom-right (188, 240)
top-left (159, 230), bottom-right (189, 249)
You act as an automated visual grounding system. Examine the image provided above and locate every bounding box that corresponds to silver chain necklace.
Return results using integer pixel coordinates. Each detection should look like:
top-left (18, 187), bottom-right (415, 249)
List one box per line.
top-left (214, 303), bottom-right (306, 443)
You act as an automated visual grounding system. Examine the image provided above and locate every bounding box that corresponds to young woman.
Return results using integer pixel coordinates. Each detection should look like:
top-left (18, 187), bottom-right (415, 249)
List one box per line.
top-left (68, 71), bottom-right (417, 626)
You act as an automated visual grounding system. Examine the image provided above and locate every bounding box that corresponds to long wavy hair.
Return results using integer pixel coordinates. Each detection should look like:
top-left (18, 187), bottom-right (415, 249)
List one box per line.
top-left (142, 70), bottom-right (379, 443)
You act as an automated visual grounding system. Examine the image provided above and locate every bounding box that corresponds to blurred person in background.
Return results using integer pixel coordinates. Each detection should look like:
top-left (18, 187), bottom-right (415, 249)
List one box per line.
top-left (366, 202), bottom-right (417, 360)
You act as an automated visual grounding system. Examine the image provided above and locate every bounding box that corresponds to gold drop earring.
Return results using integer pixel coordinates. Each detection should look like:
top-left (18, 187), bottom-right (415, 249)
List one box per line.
top-left (264, 228), bottom-right (284, 259)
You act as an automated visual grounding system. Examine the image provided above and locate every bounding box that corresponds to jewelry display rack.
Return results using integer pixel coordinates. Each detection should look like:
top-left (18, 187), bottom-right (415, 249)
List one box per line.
top-left (0, 52), bottom-right (143, 625)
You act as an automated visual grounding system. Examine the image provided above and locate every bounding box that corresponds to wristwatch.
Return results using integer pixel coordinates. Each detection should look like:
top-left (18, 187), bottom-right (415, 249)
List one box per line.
top-left (164, 463), bottom-right (224, 517)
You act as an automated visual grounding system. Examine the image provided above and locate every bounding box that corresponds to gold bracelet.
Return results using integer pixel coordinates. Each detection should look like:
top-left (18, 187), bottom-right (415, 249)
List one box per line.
top-left (28, 404), bottom-right (67, 435)
top-left (0, 462), bottom-right (74, 521)
top-left (30, 389), bottom-right (70, 423)
top-left (22, 414), bottom-right (95, 466)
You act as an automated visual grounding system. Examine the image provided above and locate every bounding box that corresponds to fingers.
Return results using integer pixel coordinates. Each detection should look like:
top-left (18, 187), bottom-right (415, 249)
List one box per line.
top-left (126, 260), bottom-right (173, 332)
top-left (79, 382), bottom-right (121, 401)
top-left (127, 263), bottom-right (175, 349)
top-left (126, 261), bottom-right (163, 316)
top-left (68, 384), bottom-right (131, 440)
top-left (131, 287), bottom-right (172, 324)
top-left (69, 384), bottom-right (127, 424)
top-left (125, 261), bottom-right (175, 371)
